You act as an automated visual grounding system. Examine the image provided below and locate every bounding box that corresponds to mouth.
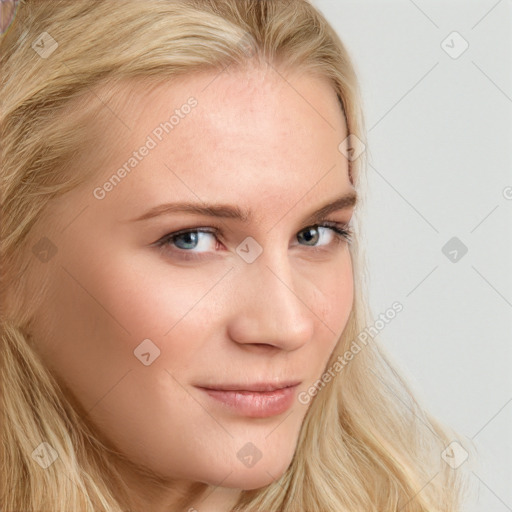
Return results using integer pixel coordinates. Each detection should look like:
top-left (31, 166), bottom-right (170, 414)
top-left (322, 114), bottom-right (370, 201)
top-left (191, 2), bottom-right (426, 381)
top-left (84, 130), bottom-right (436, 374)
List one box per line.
top-left (195, 381), bottom-right (301, 418)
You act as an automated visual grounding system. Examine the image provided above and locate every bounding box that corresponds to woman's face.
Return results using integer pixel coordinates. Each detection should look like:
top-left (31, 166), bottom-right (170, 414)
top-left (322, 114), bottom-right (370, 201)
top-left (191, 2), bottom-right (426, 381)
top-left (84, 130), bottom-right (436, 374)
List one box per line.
top-left (29, 64), bottom-right (355, 505)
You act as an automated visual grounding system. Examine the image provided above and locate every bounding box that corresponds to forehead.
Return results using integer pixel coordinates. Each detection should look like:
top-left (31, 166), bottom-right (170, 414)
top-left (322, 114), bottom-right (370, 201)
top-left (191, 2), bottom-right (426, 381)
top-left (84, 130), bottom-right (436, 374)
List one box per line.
top-left (104, 64), bottom-right (345, 136)
top-left (75, 64), bottom-right (351, 220)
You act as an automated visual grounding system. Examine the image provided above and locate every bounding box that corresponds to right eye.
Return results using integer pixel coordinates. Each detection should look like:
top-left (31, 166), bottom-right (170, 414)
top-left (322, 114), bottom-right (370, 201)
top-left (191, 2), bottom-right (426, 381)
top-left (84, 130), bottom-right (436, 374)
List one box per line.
top-left (155, 227), bottom-right (222, 260)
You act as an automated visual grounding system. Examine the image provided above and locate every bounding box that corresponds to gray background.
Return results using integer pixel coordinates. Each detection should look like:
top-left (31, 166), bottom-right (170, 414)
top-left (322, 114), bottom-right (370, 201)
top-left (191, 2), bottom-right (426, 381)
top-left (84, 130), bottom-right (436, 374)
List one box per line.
top-left (314, 0), bottom-right (512, 510)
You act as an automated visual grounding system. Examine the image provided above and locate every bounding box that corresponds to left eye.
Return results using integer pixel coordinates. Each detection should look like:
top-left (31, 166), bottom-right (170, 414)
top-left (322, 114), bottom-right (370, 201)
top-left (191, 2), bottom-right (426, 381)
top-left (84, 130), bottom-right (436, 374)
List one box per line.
top-left (155, 222), bottom-right (352, 258)
top-left (297, 225), bottom-right (341, 246)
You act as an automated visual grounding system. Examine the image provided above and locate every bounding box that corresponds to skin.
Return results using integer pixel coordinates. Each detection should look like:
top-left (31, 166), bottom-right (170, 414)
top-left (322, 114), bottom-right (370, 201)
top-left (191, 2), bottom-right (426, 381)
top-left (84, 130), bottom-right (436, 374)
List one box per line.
top-left (27, 62), bottom-right (356, 511)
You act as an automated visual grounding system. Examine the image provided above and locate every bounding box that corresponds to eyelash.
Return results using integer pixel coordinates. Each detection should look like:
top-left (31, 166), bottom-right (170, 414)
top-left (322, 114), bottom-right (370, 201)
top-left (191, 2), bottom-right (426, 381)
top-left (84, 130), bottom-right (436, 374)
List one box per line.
top-left (154, 221), bottom-right (353, 260)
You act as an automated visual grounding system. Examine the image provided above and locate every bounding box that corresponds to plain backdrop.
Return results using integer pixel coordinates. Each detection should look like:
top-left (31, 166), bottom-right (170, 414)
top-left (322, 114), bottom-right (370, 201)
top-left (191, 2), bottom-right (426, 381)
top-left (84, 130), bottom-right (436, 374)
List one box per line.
top-left (313, 0), bottom-right (512, 510)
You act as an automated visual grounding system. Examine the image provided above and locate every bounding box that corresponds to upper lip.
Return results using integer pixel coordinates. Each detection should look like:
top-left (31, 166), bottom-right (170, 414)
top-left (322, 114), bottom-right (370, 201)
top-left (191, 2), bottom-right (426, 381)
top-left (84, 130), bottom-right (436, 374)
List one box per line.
top-left (197, 380), bottom-right (301, 392)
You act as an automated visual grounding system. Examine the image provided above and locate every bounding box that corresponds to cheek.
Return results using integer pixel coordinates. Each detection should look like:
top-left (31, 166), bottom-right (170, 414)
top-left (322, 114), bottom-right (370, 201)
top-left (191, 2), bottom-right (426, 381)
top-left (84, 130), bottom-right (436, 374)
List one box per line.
top-left (310, 253), bottom-right (354, 367)
top-left (73, 252), bottom-right (237, 392)
top-left (310, 250), bottom-right (354, 333)
top-left (96, 255), bottom-right (228, 347)
top-left (31, 248), bottom-right (220, 412)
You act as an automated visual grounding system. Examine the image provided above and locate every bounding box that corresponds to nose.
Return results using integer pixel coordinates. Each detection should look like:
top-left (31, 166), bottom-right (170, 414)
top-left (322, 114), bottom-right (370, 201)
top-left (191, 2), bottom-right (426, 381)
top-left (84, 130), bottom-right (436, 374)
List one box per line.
top-left (226, 250), bottom-right (315, 352)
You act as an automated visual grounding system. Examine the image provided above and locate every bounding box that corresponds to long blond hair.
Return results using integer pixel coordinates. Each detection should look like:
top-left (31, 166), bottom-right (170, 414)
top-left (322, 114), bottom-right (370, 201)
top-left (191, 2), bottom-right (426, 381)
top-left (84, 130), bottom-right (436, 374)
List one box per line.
top-left (1, 1), bottom-right (474, 510)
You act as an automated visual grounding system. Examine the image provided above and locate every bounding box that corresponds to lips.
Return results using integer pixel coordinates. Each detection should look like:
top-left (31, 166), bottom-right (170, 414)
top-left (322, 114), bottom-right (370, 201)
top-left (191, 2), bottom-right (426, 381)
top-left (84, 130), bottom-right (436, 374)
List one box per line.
top-left (196, 381), bottom-right (301, 418)
top-left (197, 381), bottom-right (301, 392)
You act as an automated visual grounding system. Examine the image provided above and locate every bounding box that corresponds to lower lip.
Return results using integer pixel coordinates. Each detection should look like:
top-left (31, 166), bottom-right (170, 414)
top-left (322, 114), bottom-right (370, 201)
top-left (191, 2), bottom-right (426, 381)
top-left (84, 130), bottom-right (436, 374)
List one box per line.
top-left (198, 386), bottom-right (298, 418)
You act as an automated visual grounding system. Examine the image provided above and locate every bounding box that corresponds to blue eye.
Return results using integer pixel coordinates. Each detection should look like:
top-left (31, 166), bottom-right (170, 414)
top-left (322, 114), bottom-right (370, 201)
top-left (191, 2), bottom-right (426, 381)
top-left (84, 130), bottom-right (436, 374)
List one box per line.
top-left (173, 231), bottom-right (202, 250)
top-left (155, 222), bottom-right (352, 260)
top-left (155, 228), bottom-right (219, 259)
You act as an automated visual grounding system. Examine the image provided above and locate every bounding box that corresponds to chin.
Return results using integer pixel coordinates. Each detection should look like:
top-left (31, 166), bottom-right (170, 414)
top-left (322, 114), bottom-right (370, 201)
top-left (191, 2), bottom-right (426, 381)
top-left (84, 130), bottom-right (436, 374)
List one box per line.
top-left (214, 469), bottom-right (286, 491)
top-left (204, 455), bottom-right (293, 491)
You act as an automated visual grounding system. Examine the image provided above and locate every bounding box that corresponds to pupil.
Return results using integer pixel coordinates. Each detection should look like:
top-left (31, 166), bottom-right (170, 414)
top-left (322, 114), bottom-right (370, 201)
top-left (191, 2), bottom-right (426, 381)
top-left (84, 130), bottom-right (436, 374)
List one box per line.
top-left (176, 232), bottom-right (198, 249)
top-left (299, 227), bottom-right (319, 245)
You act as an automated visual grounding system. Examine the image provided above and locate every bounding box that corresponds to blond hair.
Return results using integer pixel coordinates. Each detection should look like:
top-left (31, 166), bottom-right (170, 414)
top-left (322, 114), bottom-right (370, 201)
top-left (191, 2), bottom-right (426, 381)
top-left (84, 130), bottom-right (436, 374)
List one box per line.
top-left (1, 1), bottom-right (474, 510)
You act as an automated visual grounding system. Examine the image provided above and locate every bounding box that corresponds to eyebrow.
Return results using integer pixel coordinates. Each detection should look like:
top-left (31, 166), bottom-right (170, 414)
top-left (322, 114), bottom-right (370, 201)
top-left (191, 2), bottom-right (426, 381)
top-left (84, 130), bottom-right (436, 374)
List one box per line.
top-left (130, 191), bottom-right (357, 224)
